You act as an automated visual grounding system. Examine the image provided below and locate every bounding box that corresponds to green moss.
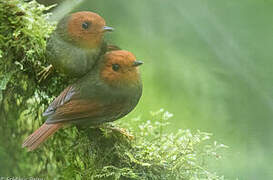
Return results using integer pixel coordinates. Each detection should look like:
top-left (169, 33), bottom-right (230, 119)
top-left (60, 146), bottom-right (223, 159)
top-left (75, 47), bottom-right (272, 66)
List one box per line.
top-left (0, 0), bottom-right (64, 176)
top-left (0, 1), bottom-right (227, 179)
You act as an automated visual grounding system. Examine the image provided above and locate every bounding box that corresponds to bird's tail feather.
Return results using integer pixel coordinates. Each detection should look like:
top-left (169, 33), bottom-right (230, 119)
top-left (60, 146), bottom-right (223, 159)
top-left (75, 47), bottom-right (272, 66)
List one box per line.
top-left (22, 123), bottom-right (63, 151)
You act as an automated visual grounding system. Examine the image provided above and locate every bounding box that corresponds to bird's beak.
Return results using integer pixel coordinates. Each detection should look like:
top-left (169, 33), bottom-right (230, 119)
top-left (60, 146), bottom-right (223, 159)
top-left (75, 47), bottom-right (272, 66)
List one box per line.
top-left (103, 26), bottom-right (114, 32)
top-left (132, 60), bottom-right (143, 67)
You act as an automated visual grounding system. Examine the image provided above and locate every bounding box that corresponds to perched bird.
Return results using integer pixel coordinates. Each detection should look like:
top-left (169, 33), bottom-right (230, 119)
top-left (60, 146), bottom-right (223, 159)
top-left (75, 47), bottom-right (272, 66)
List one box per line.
top-left (23, 50), bottom-right (143, 151)
top-left (40, 11), bottom-right (114, 79)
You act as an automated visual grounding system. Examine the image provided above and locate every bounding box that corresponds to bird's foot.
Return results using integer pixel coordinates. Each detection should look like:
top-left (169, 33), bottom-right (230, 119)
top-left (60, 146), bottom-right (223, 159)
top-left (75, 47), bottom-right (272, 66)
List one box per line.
top-left (37, 64), bottom-right (53, 82)
top-left (101, 125), bottom-right (134, 140)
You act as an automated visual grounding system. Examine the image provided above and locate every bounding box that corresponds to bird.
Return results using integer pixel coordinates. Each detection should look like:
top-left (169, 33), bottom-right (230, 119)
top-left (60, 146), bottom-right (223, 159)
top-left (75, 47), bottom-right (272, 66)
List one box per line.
top-left (39, 11), bottom-right (114, 80)
top-left (23, 50), bottom-right (143, 151)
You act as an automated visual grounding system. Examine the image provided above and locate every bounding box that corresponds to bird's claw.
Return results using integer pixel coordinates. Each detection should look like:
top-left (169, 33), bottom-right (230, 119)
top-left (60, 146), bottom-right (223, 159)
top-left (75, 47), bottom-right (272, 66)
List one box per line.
top-left (101, 125), bottom-right (134, 140)
top-left (37, 64), bottom-right (53, 82)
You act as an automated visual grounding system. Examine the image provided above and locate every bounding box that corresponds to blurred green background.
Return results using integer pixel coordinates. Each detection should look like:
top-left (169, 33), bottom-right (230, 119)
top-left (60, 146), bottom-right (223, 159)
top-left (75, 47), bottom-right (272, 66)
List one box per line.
top-left (58, 0), bottom-right (273, 179)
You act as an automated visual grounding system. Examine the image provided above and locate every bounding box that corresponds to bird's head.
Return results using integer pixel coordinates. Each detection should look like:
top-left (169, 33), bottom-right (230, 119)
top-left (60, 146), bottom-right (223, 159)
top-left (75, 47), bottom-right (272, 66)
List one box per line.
top-left (100, 50), bottom-right (143, 88)
top-left (57, 11), bottom-right (113, 49)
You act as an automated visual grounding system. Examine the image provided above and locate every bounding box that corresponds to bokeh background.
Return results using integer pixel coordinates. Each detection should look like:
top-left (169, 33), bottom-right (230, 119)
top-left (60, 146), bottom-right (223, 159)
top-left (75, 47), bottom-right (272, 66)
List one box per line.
top-left (66, 0), bottom-right (273, 179)
top-left (16, 0), bottom-right (273, 179)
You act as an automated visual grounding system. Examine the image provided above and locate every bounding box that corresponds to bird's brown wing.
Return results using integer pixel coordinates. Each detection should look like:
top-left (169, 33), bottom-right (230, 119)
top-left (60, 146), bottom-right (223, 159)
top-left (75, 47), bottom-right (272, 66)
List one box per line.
top-left (45, 99), bottom-right (104, 124)
top-left (43, 83), bottom-right (108, 124)
top-left (43, 85), bottom-right (77, 116)
top-left (43, 85), bottom-right (103, 123)
top-left (45, 96), bottom-right (128, 124)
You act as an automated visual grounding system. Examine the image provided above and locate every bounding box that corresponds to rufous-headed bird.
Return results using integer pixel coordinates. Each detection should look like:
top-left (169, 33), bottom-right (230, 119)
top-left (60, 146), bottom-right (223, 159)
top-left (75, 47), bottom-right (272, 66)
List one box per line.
top-left (40, 11), bottom-right (114, 80)
top-left (23, 50), bottom-right (143, 151)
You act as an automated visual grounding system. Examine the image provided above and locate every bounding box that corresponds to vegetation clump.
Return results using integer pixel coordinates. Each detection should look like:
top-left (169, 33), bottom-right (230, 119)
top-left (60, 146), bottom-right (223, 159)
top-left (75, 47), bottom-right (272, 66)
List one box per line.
top-left (72, 109), bottom-right (227, 180)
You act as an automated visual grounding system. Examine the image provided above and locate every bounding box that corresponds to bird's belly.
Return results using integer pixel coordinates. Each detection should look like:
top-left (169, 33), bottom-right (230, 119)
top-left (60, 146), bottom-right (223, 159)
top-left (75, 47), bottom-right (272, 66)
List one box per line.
top-left (73, 101), bottom-right (135, 126)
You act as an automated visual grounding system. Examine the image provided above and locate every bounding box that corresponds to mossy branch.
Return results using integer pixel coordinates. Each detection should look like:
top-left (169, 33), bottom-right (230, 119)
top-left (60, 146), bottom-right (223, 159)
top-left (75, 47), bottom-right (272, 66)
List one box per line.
top-left (0, 1), bottom-right (226, 179)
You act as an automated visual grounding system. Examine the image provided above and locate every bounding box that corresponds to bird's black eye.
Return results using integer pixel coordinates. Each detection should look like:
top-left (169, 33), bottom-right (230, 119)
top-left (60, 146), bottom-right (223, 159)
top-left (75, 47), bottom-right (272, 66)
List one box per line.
top-left (82, 21), bottom-right (91, 30)
top-left (112, 64), bottom-right (120, 71)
